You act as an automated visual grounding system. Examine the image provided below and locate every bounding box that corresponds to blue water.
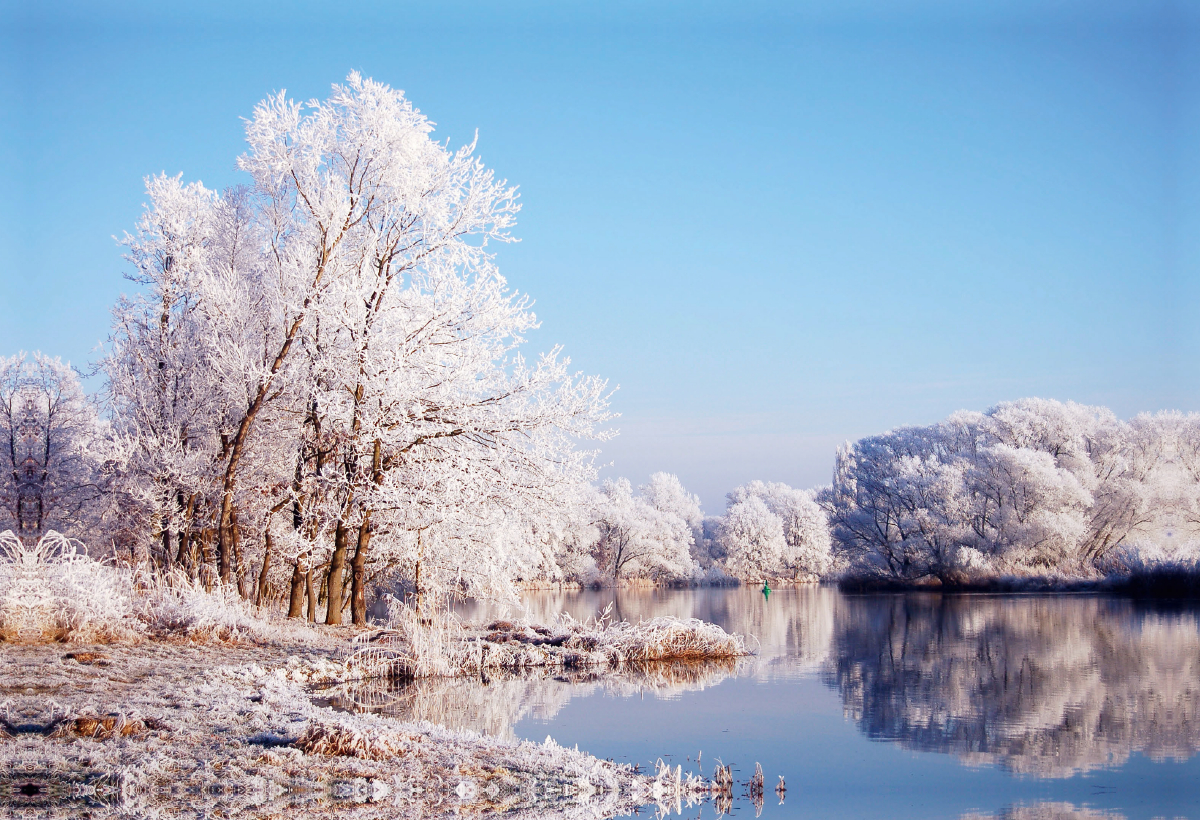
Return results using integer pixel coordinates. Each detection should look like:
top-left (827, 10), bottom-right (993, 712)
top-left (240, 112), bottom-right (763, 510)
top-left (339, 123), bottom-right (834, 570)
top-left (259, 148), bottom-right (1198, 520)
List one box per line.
top-left (425, 587), bottom-right (1200, 819)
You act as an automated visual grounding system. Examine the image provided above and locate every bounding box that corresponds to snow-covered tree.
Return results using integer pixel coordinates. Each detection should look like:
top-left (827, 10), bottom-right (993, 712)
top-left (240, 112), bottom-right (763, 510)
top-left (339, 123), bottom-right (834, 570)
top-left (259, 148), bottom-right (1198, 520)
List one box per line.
top-left (0, 354), bottom-right (108, 543)
top-left (718, 496), bottom-right (788, 581)
top-left (591, 477), bottom-right (695, 582)
top-left (106, 73), bottom-right (613, 620)
top-left (726, 480), bottom-right (831, 579)
top-left (640, 472), bottom-right (706, 569)
top-left (820, 399), bottom-right (1186, 580)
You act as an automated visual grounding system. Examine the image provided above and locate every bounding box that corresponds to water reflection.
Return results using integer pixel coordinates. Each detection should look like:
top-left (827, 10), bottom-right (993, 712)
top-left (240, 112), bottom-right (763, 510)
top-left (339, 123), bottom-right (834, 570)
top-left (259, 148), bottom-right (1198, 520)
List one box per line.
top-left (457, 585), bottom-right (838, 676)
top-left (321, 659), bottom-right (742, 741)
top-left (391, 588), bottom-right (1200, 783)
top-left (827, 594), bottom-right (1200, 777)
top-left (964, 804), bottom-right (1122, 820)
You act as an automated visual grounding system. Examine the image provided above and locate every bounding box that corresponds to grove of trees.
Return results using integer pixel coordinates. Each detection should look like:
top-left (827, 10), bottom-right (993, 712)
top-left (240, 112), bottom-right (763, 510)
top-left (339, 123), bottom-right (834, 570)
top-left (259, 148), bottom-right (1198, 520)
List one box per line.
top-left (820, 399), bottom-right (1200, 582)
top-left (3, 77), bottom-right (1197, 610)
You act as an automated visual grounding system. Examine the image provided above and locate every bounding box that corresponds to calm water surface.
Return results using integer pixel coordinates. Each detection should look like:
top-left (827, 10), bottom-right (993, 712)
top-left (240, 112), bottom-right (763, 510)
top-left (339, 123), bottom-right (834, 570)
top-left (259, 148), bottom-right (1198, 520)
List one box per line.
top-left (356, 588), bottom-right (1200, 819)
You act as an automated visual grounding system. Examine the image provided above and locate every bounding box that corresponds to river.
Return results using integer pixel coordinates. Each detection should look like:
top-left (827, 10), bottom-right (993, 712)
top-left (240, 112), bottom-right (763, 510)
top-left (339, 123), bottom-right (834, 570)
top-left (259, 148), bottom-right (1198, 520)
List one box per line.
top-left (336, 587), bottom-right (1200, 819)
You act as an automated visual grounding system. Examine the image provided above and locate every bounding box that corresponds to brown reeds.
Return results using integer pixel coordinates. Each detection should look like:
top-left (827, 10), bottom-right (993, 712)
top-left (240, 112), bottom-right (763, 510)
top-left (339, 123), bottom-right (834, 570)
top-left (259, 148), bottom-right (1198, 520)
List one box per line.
top-left (711, 761), bottom-right (734, 815)
top-left (747, 760), bottom-right (765, 815)
top-left (52, 714), bottom-right (162, 739)
top-left (291, 721), bottom-right (423, 760)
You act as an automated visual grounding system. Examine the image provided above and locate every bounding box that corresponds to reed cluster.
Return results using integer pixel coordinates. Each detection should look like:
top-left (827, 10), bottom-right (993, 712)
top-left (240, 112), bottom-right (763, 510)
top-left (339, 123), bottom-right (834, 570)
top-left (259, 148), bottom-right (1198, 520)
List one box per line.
top-left (346, 599), bottom-right (750, 681)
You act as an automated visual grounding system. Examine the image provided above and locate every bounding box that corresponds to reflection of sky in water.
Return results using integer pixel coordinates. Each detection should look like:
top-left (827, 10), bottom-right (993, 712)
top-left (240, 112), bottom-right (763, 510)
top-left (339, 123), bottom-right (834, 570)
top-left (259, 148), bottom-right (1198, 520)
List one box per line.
top-left (358, 589), bottom-right (1200, 819)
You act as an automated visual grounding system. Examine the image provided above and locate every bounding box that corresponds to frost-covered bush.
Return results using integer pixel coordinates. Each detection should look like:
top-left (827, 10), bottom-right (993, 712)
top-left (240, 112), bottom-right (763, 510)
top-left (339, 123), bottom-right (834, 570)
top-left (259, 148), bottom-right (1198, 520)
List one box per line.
top-left (357, 597), bottom-right (749, 680)
top-left (0, 530), bottom-right (138, 642)
top-left (0, 530), bottom-right (327, 644)
top-left (1096, 539), bottom-right (1200, 595)
top-left (1100, 539), bottom-right (1200, 575)
top-left (139, 571), bottom-right (323, 644)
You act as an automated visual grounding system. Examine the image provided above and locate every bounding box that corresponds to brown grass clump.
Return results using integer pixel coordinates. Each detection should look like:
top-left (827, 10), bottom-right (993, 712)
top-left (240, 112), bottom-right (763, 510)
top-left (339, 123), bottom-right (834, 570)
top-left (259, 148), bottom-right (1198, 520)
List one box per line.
top-left (63, 651), bottom-right (108, 665)
top-left (53, 714), bottom-right (162, 739)
top-left (292, 721), bottom-right (423, 761)
top-left (602, 617), bottom-right (746, 663)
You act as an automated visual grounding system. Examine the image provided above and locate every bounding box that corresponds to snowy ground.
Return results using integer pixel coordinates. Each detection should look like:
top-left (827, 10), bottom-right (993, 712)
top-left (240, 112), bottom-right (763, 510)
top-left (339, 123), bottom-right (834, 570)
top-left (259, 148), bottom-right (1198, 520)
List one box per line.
top-left (0, 638), bottom-right (710, 819)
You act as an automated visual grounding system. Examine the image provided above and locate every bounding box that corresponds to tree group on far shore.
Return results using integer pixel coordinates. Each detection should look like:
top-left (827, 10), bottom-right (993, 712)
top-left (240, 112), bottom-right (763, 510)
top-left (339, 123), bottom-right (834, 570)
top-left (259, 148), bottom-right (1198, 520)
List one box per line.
top-left (2, 76), bottom-right (1198, 616)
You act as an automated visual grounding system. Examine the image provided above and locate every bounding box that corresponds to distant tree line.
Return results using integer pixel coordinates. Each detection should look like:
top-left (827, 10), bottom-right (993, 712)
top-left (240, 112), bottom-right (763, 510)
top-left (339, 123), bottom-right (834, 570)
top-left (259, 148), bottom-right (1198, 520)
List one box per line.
top-left (2, 76), bottom-right (1196, 609)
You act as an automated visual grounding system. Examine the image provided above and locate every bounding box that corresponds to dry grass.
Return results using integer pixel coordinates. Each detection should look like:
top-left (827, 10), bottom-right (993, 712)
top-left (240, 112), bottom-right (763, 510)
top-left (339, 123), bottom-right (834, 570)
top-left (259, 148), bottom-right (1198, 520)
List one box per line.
top-left (292, 720), bottom-right (424, 760)
top-left (52, 714), bottom-right (164, 739)
top-left (345, 597), bottom-right (750, 682)
top-left (595, 616), bottom-right (747, 663)
top-left (0, 530), bottom-right (140, 643)
top-left (0, 530), bottom-right (330, 647)
top-left (137, 569), bottom-right (326, 645)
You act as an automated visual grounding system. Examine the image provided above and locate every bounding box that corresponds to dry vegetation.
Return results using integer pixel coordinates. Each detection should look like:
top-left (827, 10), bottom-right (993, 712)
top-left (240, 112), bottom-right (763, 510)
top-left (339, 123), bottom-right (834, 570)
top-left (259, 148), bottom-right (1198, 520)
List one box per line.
top-left (0, 639), bottom-right (749, 819)
top-left (0, 533), bottom-right (760, 818)
top-left (345, 599), bottom-right (750, 682)
top-left (0, 530), bottom-right (336, 646)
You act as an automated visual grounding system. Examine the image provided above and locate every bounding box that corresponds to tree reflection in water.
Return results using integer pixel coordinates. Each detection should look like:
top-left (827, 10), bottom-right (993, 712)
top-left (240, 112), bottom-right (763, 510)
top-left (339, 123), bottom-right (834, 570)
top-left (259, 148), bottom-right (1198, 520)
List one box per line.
top-left (349, 587), bottom-right (1197, 787)
top-left (319, 658), bottom-right (743, 741)
top-left (827, 594), bottom-right (1200, 777)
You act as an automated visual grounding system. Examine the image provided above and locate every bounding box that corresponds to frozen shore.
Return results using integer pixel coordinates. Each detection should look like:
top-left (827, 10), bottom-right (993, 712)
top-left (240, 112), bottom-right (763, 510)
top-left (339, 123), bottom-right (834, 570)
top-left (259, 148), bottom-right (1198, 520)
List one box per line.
top-left (0, 639), bottom-right (718, 819)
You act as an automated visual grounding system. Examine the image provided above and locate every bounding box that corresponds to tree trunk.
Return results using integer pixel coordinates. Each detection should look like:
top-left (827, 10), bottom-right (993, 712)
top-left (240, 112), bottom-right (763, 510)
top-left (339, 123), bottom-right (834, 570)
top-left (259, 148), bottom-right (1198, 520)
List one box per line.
top-left (217, 242), bottom-right (336, 584)
top-left (305, 568), bottom-right (318, 623)
top-left (200, 528), bottom-right (215, 590)
top-left (325, 520), bottom-right (349, 625)
top-left (256, 532), bottom-right (273, 607)
top-left (413, 527), bottom-right (429, 624)
top-left (350, 512), bottom-right (372, 625)
top-left (287, 559), bottom-right (306, 619)
top-left (159, 524), bottom-right (173, 572)
top-left (414, 557), bottom-right (423, 622)
top-left (175, 493), bottom-right (195, 573)
top-left (230, 508), bottom-right (252, 598)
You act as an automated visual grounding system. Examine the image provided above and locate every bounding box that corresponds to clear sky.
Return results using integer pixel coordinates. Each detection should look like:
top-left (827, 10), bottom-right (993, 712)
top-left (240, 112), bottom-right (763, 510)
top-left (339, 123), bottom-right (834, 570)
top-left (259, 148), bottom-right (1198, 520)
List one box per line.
top-left (2, 1), bottom-right (1196, 511)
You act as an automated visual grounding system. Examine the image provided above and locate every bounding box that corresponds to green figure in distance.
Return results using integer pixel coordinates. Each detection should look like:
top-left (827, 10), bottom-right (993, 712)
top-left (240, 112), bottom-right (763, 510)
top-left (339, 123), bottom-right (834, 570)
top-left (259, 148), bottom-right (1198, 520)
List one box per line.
top-left (762, 581), bottom-right (771, 599)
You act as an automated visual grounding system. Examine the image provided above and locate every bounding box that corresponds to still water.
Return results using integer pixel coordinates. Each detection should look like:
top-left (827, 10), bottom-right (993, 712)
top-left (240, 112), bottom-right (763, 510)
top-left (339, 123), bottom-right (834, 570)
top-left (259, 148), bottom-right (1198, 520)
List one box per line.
top-left (356, 588), bottom-right (1200, 819)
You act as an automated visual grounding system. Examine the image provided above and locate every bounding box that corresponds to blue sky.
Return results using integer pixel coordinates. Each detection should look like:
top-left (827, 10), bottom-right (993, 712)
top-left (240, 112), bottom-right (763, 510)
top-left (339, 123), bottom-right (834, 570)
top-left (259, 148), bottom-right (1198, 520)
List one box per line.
top-left (2, 1), bottom-right (1196, 510)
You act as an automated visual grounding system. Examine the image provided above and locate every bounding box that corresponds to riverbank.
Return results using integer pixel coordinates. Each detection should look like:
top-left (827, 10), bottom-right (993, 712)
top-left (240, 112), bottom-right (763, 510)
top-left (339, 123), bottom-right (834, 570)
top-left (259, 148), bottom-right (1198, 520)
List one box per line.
top-left (838, 565), bottom-right (1200, 598)
top-left (0, 638), bottom-right (723, 819)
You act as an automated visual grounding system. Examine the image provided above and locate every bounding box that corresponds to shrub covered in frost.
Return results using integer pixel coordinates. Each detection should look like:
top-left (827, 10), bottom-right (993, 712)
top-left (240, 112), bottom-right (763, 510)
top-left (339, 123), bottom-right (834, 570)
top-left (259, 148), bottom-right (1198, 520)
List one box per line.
top-left (0, 530), bottom-right (327, 645)
top-left (0, 530), bottom-right (139, 642)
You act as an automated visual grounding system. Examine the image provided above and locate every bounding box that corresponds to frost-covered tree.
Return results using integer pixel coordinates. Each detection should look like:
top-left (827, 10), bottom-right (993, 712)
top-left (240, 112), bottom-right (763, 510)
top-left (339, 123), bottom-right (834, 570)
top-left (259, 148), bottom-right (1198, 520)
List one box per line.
top-left (641, 472), bottom-right (703, 531)
top-left (640, 472), bottom-right (706, 568)
top-left (821, 399), bottom-right (1187, 580)
top-left (726, 480), bottom-right (831, 579)
top-left (107, 174), bottom-right (226, 571)
top-left (0, 354), bottom-right (108, 543)
top-left (591, 477), bottom-right (695, 582)
top-left (718, 496), bottom-right (788, 581)
top-left (106, 73), bottom-right (613, 620)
